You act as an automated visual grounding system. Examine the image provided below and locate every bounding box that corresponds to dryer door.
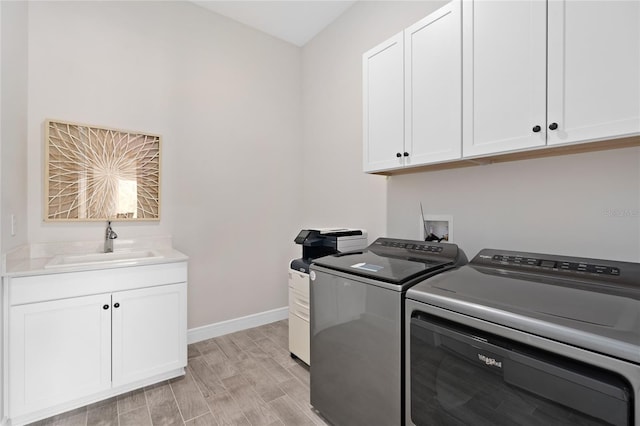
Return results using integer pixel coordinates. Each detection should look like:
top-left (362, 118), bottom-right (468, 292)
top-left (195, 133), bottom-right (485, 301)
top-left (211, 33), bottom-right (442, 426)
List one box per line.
top-left (409, 312), bottom-right (632, 426)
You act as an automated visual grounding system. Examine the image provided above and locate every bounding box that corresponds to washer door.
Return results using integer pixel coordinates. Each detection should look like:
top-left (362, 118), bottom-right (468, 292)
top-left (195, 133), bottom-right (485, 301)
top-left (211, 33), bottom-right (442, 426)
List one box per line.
top-left (310, 267), bottom-right (403, 426)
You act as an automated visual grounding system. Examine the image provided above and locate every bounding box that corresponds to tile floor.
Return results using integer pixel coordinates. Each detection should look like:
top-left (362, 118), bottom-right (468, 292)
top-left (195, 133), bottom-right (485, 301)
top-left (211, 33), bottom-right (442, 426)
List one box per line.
top-left (29, 320), bottom-right (328, 426)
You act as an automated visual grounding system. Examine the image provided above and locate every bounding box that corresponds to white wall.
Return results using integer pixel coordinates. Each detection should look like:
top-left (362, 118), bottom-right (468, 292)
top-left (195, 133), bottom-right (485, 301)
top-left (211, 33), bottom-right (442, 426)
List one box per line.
top-left (301, 1), bottom-right (446, 239)
top-left (0, 2), bottom-right (29, 418)
top-left (11, 0), bottom-right (640, 335)
top-left (1, 1), bottom-right (28, 253)
top-left (303, 0), bottom-right (640, 263)
top-left (0, 3), bottom-right (2, 420)
top-left (388, 147), bottom-right (640, 262)
top-left (26, 1), bottom-right (303, 328)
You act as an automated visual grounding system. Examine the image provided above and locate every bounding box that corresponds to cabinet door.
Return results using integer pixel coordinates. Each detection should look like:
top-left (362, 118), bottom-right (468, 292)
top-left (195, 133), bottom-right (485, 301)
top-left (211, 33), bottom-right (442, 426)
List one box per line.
top-left (462, 0), bottom-right (547, 157)
top-left (288, 270), bottom-right (310, 365)
top-left (111, 283), bottom-right (187, 387)
top-left (405, 0), bottom-right (462, 166)
top-left (547, 1), bottom-right (640, 145)
top-left (9, 294), bottom-right (112, 417)
top-left (363, 32), bottom-right (405, 172)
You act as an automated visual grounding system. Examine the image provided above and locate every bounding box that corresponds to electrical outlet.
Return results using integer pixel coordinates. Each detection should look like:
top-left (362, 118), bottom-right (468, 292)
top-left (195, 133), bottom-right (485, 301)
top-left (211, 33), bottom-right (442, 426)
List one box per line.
top-left (11, 214), bottom-right (16, 236)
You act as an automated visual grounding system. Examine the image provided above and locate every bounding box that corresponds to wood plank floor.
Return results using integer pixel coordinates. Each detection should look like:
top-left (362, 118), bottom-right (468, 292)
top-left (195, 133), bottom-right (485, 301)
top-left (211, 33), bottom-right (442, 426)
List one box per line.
top-left (29, 320), bottom-right (329, 426)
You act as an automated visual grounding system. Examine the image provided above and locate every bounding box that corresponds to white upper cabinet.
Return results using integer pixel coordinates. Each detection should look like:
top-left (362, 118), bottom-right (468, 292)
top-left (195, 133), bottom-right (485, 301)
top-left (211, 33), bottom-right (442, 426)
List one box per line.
top-left (363, 0), bottom-right (639, 173)
top-left (462, 0), bottom-right (547, 157)
top-left (363, 33), bottom-right (405, 172)
top-left (363, 0), bottom-right (463, 173)
top-left (463, 0), bottom-right (640, 158)
top-left (405, 0), bottom-right (462, 166)
top-left (547, 0), bottom-right (640, 145)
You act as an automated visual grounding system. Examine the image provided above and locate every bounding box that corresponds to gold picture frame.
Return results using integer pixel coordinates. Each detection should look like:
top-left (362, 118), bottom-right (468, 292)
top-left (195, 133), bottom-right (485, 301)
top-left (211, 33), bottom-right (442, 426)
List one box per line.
top-left (45, 119), bottom-right (161, 221)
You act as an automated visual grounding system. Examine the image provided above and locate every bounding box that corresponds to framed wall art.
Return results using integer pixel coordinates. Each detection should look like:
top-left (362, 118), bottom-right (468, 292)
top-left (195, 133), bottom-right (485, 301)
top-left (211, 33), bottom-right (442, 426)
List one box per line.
top-left (45, 119), bottom-right (161, 221)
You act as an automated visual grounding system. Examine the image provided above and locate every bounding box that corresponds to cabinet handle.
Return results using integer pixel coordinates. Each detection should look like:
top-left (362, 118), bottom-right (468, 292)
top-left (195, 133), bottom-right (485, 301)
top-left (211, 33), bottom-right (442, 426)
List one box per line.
top-left (396, 152), bottom-right (402, 158)
top-left (549, 122), bottom-right (558, 130)
top-left (114, 302), bottom-right (120, 308)
top-left (103, 304), bottom-right (109, 310)
top-left (532, 125), bottom-right (541, 133)
top-left (403, 152), bottom-right (409, 157)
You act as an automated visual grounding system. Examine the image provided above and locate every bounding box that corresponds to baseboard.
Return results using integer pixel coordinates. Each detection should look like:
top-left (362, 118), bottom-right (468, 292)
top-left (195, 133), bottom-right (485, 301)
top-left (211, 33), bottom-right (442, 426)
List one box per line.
top-left (187, 306), bottom-right (288, 344)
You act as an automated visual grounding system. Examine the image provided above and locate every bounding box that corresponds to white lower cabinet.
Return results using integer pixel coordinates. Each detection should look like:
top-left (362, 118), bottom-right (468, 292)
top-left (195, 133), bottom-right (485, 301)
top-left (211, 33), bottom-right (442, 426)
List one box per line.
top-left (111, 283), bottom-right (187, 387)
top-left (9, 294), bottom-right (113, 417)
top-left (288, 269), bottom-right (310, 365)
top-left (5, 261), bottom-right (188, 425)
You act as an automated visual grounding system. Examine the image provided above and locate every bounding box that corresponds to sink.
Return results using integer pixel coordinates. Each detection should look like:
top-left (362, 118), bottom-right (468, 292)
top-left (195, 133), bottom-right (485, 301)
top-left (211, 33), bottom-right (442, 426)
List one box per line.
top-left (45, 249), bottom-right (163, 269)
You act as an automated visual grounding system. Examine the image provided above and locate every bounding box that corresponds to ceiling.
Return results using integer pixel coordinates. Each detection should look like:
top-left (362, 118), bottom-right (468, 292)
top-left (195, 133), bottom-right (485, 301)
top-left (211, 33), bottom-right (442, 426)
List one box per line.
top-left (193, 1), bottom-right (356, 47)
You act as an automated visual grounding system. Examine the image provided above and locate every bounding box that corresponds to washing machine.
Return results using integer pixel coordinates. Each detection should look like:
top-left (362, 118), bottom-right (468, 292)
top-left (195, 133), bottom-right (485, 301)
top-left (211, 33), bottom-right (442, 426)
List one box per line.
top-left (309, 237), bottom-right (467, 426)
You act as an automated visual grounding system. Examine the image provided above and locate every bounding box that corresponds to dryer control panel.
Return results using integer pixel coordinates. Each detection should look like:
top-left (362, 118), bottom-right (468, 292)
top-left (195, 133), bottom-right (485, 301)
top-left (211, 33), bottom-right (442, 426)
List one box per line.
top-left (471, 249), bottom-right (640, 288)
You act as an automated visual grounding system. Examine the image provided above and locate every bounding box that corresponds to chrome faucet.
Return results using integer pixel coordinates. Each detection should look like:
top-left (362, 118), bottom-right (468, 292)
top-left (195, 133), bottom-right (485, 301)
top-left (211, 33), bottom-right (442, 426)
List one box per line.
top-left (104, 221), bottom-right (118, 253)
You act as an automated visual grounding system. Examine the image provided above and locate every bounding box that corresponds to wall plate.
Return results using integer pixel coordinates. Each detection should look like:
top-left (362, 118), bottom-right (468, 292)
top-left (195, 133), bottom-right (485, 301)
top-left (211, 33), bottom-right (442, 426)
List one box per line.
top-left (419, 214), bottom-right (453, 243)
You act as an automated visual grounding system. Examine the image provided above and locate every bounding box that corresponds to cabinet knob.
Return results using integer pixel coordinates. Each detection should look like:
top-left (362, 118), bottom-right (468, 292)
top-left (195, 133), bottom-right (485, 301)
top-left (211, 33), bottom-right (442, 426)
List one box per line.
top-left (532, 125), bottom-right (541, 133)
top-left (549, 122), bottom-right (558, 130)
top-left (396, 152), bottom-right (402, 158)
top-left (403, 152), bottom-right (409, 157)
top-left (114, 302), bottom-right (120, 308)
top-left (103, 304), bottom-right (109, 310)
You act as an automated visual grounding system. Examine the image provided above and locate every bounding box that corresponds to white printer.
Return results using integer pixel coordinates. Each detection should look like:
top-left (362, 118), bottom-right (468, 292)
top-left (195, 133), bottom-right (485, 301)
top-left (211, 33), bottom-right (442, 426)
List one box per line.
top-left (288, 228), bottom-right (367, 365)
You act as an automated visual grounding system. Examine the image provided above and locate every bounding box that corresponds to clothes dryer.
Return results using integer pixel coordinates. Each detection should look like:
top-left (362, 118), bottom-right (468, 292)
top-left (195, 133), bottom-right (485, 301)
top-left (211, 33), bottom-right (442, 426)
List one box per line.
top-left (406, 249), bottom-right (640, 426)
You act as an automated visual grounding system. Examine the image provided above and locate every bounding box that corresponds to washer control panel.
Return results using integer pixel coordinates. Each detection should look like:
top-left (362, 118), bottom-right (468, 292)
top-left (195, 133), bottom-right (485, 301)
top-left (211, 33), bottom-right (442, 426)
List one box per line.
top-left (370, 237), bottom-right (459, 262)
top-left (379, 240), bottom-right (444, 253)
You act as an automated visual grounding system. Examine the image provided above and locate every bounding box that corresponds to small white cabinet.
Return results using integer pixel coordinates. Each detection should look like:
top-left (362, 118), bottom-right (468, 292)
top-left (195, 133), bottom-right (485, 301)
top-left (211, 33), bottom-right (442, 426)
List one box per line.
top-left (463, 0), bottom-right (640, 157)
top-left (9, 294), bottom-right (112, 417)
top-left (111, 283), bottom-right (187, 387)
top-left (363, 0), bottom-right (462, 173)
top-left (405, 0), bottom-right (462, 166)
top-left (546, 0), bottom-right (640, 146)
top-left (363, 32), bottom-right (405, 172)
top-left (5, 261), bottom-right (188, 425)
top-left (288, 269), bottom-right (310, 365)
top-left (462, 0), bottom-right (547, 157)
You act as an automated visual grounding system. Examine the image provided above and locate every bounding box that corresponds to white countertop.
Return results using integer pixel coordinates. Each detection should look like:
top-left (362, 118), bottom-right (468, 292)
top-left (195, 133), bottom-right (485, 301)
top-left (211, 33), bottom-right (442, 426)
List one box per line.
top-left (3, 236), bottom-right (188, 277)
